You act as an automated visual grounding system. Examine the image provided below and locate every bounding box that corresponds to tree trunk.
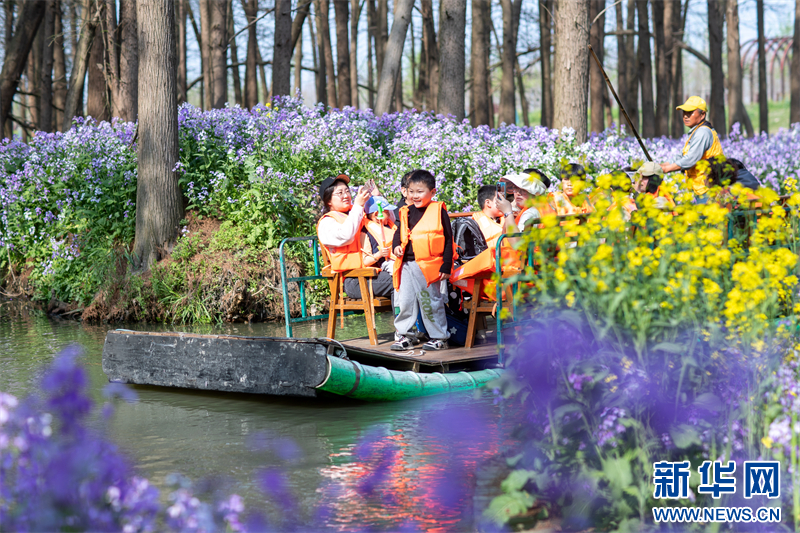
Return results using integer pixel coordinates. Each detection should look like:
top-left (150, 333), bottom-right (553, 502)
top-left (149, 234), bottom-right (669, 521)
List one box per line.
top-left (88, 22), bottom-right (109, 121)
top-left (589, 0), bottom-right (605, 133)
top-left (294, 22), bottom-right (303, 95)
top-left (670, 0), bottom-right (684, 138)
top-left (242, 0), bottom-right (259, 108)
top-left (420, 0), bottom-right (438, 110)
top-left (4, 0), bottom-right (14, 138)
top-left (707, 0), bottom-right (726, 134)
top-left (392, 0), bottom-right (403, 112)
top-left (333, 0), bottom-right (351, 105)
top-left (273, 0), bottom-right (292, 96)
top-left (499, 0), bottom-right (519, 125)
top-left (366, 0), bottom-right (376, 108)
top-left (637, 0), bottom-right (654, 138)
top-left (376, 0), bottom-right (388, 76)
top-left (625, 0), bottom-right (638, 133)
top-left (349, 0), bottom-right (359, 107)
top-left (62, 1), bottom-right (98, 130)
top-left (652, 0), bottom-right (670, 136)
top-left (199, 0), bottom-right (211, 109)
top-left (515, 56), bottom-right (529, 126)
top-left (757, 0), bottom-right (768, 133)
top-left (134, 0), bottom-right (181, 271)
top-left (28, 7), bottom-right (43, 129)
top-left (791, 0), bottom-right (800, 125)
top-left (726, 0), bottom-right (753, 135)
top-left (39, 0), bottom-right (55, 132)
top-left (316, 0), bottom-right (337, 107)
top-left (228, 1), bottom-right (242, 105)
top-left (553, 0), bottom-right (589, 141)
top-left (177, 0), bottom-right (187, 103)
top-left (310, 2), bottom-right (326, 104)
top-left (540, 0), bottom-right (552, 127)
top-left (210, 0), bottom-right (228, 108)
top-left (291, 0), bottom-right (310, 51)
top-left (118, 0), bottom-right (139, 121)
top-left (470, 0), bottom-right (491, 126)
top-left (614, 0), bottom-right (627, 129)
top-left (374, 0), bottom-right (413, 115)
top-left (0, 0), bottom-right (47, 135)
top-left (53, 0), bottom-right (67, 131)
top-left (437, 0), bottom-right (465, 120)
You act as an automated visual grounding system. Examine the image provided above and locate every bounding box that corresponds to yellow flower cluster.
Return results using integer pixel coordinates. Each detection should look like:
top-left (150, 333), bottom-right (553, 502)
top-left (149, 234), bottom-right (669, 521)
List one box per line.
top-left (514, 179), bottom-right (800, 350)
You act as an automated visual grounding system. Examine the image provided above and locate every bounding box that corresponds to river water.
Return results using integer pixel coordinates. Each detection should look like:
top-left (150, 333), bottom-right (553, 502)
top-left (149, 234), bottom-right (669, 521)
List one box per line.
top-left (0, 303), bottom-right (516, 531)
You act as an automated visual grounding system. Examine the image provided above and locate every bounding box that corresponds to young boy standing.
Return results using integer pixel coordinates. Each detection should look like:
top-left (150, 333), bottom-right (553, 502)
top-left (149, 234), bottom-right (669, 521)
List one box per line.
top-left (390, 170), bottom-right (453, 351)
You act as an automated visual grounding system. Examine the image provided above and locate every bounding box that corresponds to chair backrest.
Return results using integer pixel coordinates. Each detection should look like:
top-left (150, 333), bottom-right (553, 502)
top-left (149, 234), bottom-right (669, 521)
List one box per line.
top-left (319, 242), bottom-right (332, 267)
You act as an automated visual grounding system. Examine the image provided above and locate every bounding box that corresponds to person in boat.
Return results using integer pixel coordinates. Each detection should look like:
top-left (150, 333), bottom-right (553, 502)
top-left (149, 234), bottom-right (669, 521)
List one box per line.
top-left (659, 96), bottom-right (725, 204)
top-left (391, 170), bottom-right (453, 351)
top-left (549, 163), bottom-right (594, 216)
top-left (317, 174), bottom-right (394, 301)
top-left (499, 170), bottom-right (552, 231)
top-left (706, 155), bottom-right (763, 206)
top-left (362, 196), bottom-right (397, 273)
top-left (396, 171), bottom-right (413, 209)
top-left (634, 162), bottom-right (676, 209)
top-left (472, 185), bottom-right (517, 248)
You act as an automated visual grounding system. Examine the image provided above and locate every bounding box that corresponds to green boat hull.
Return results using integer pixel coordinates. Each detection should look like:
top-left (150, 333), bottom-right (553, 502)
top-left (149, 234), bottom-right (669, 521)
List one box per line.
top-left (317, 355), bottom-right (503, 401)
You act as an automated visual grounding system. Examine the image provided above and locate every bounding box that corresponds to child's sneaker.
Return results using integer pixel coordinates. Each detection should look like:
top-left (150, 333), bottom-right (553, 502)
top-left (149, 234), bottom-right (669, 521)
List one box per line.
top-left (422, 339), bottom-right (449, 350)
top-left (391, 335), bottom-right (418, 351)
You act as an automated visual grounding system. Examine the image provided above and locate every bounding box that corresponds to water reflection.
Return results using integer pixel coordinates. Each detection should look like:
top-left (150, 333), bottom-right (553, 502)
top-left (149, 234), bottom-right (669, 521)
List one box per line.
top-left (0, 304), bottom-right (514, 531)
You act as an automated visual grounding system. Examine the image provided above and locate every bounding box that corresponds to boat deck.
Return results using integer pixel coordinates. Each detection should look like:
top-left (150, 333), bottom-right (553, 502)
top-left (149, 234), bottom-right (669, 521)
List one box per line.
top-left (336, 332), bottom-right (499, 372)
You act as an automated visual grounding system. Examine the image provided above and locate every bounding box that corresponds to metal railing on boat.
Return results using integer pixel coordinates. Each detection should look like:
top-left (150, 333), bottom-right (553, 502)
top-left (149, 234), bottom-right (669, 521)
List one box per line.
top-left (278, 236), bottom-right (356, 338)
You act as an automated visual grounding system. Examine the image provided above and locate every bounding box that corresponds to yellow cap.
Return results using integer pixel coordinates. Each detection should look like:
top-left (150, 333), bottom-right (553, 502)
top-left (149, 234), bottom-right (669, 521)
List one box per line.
top-left (676, 96), bottom-right (707, 113)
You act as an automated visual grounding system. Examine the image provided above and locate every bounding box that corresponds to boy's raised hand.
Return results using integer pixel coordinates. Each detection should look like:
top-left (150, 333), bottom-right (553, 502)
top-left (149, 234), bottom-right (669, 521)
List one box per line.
top-left (495, 193), bottom-right (513, 216)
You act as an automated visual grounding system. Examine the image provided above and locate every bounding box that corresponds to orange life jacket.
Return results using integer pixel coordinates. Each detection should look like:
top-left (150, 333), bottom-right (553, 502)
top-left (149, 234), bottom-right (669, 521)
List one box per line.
top-left (683, 122), bottom-right (724, 196)
top-left (651, 187), bottom-right (676, 208)
top-left (469, 211), bottom-right (522, 272)
top-left (363, 219), bottom-right (398, 261)
top-left (608, 196), bottom-right (638, 216)
top-left (472, 211), bottom-right (503, 248)
top-left (317, 210), bottom-right (364, 272)
top-left (548, 191), bottom-right (594, 216)
top-left (392, 201), bottom-right (449, 289)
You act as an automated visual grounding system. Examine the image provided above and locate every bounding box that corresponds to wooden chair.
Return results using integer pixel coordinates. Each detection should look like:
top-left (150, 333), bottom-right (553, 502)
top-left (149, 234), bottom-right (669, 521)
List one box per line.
top-left (320, 246), bottom-right (392, 346)
top-left (462, 272), bottom-right (514, 349)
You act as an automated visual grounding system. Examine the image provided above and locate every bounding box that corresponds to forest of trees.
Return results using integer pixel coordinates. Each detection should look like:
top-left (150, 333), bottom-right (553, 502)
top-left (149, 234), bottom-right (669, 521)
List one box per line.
top-left (0, 0), bottom-right (799, 145)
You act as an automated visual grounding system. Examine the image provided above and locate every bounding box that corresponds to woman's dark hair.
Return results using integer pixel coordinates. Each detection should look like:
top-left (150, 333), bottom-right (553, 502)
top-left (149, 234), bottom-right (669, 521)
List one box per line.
top-left (320, 179), bottom-right (349, 214)
top-left (406, 169), bottom-right (436, 191)
top-left (523, 167), bottom-right (552, 189)
top-left (560, 163), bottom-right (586, 181)
top-left (644, 175), bottom-right (662, 194)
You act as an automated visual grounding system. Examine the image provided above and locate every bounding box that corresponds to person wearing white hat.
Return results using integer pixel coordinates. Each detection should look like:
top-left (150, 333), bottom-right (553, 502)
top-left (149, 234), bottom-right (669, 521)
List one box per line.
top-left (635, 162), bottom-right (675, 209)
top-left (500, 170), bottom-right (552, 231)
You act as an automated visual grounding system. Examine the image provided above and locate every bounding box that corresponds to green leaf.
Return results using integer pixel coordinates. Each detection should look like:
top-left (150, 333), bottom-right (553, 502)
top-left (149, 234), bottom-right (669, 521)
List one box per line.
top-left (670, 424), bottom-right (701, 449)
top-left (694, 392), bottom-right (724, 412)
top-left (501, 470), bottom-right (535, 493)
top-left (483, 491), bottom-right (535, 525)
top-left (651, 342), bottom-right (685, 354)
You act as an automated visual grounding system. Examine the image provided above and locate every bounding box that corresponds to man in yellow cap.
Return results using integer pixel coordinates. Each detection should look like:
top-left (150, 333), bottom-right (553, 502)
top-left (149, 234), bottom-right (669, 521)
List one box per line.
top-left (659, 96), bottom-right (724, 203)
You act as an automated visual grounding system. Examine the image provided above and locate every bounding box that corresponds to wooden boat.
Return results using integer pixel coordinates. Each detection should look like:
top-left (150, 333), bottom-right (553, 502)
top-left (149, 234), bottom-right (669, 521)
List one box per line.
top-left (102, 234), bottom-right (514, 401)
top-left (102, 330), bottom-right (502, 401)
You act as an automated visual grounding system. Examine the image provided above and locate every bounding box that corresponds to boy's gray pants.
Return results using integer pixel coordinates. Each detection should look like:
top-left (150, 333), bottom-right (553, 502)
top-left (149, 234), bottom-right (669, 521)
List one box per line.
top-left (394, 261), bottom-right (450, 340)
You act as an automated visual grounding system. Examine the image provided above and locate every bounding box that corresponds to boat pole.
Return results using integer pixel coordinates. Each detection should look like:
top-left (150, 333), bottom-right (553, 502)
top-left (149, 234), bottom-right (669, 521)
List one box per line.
top-left (588, 45), bottom-right (652, 162)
